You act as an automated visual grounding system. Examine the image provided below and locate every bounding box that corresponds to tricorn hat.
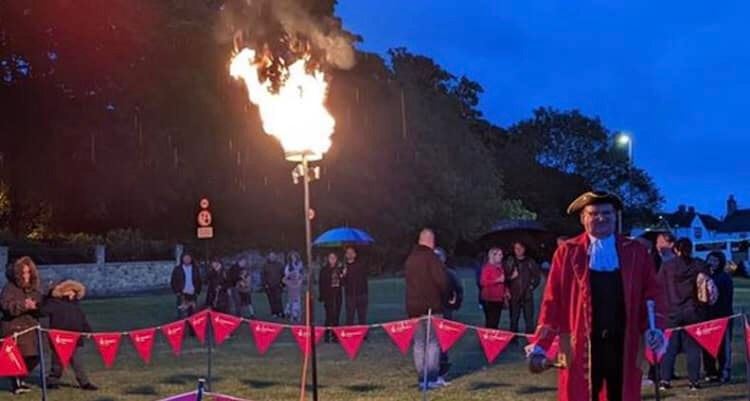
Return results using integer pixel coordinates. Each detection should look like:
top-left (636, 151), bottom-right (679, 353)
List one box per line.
top-left (566, 191), bottom-right (623, 215)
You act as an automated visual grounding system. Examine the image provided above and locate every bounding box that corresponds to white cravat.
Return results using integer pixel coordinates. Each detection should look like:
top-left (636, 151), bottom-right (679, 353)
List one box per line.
top-left (587, 235), bottom-right (619, 272)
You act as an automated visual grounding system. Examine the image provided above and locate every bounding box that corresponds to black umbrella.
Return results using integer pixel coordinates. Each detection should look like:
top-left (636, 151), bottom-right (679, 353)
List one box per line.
top-left (478, 219), bottom-right (557, 260)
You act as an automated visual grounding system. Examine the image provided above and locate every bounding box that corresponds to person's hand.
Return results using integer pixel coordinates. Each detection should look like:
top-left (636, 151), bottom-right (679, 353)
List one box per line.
top-left (24, 298), bottom-right (37, 310)
top-left (645, 329), bottom-right (666, 354)
top-left (510, 268), bottom-right (519, 280)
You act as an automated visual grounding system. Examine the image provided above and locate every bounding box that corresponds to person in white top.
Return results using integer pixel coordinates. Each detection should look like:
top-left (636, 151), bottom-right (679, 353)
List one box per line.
top-left (170, 253), bottom-right (202, 318)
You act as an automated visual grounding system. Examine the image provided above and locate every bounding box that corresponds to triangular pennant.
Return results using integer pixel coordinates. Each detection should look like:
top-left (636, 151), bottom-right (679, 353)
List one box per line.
top-left (93, 333), bottom-right (122, 368)
top-left (645, 329), bottom-right (674, 365)
top-left (745, 318), bottom-right (750, 361)
top-left (291, 326), bottom-right (325, 356)
top-left (333, 326), bottom-right (369, 360)
top-left (211, 312), bottom-right (242, 345)
top-left (475, 328), bottom-right (514, 363)
top-left (0, 338), bottom-right (28, 376)
top-left (188, 310), bottom-right (210, 345)
top-left (162, 320), bottom-right (186, 356)
top-left (129, 328), bottom-right (157, 364)
top-left (431, 318), bottom-right (467, 352)
top-left (685, 317), bottom-right (730, 358)
top-left (48, 330), bottom-right (81, 370)
top-left (249, 321), bottom-right (284, 355)
top-left (382, 319), bottom-right (419, 355)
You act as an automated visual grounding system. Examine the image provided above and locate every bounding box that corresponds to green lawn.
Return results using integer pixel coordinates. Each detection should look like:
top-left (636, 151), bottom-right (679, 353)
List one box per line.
top-left (4, 271), bottom-right (749, 401)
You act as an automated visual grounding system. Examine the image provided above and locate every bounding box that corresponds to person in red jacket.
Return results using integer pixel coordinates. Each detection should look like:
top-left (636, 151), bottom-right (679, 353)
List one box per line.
top-left (527, 191), bottom-right (667, 401)
top-left (479, 247), bottom-right (516, 329)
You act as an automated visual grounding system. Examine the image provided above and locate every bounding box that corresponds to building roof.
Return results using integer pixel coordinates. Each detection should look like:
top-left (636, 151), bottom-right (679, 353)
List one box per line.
top-left (718, 209), bottom-right (750, 233)
top-left (660, 210), bottom-right (722, 231)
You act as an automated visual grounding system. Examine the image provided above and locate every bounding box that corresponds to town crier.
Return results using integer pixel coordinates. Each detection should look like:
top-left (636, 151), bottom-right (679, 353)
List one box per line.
top-left (527, 191), bottom-right (667, 401)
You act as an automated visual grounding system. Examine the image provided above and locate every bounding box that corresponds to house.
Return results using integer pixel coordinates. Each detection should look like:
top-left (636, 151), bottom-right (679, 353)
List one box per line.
top-left (630, 205), bottom-right (722, 242)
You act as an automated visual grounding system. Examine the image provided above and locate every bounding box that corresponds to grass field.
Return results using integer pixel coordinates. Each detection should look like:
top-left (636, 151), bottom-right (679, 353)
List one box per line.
top-left (3, 271), bottom-right (749, 401)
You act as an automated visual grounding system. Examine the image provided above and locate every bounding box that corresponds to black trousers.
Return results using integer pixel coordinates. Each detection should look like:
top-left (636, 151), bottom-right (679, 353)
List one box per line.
top-left (483, 301), bottom-right (504, 329)
top-left (591, 333), bottom-right (624, 401)
top-left (345, 294), bottom-right (368, 325)
top-left (324, 291), bottom-right (343, 327)
top-left (266, 285), bottom-right (284, 315)
top-left (49, 347), bottom-right (90, 386)
top-left (509, 296), bottom-right (535, 334)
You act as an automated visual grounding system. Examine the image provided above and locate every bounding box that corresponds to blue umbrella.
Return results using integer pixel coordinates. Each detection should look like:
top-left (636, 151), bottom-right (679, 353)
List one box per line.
top-left (313, 227), bottom-right (375, 247)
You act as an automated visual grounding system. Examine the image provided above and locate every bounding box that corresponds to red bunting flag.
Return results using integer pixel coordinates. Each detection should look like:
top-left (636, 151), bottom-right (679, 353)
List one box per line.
top-left (645, 329), bottom-right (674, 365)
top-left (382, 319), bottom-right (419, 355)
top-left (745, 318), bottom-right (750, 360)
top-left (249, 321), bottom-right (284, 355)
top-left (432, 318), bottom-right (467, 352)
top-left (475, 328), bottom-right (514, 363)
top-left (333, 326), bottom-right (369, 360)
top-left (211, 312), bottom-right (242, 345)
top-left (291, 326), bottom-right (325, 356)
top-left (0, 338), bottom-right (28, 377)
top-left (685, 317), bottom-right (730, 358)
top-left (188, 310), bottom-right (210, 345)
top-left (48, 329), bottom-right (80, 370)
top-left (130, 328), bottom-right (157, 364)
top-left (161, 320), bottom-right (186, 356)
top-left (93, 333), bottom-right (122, 368)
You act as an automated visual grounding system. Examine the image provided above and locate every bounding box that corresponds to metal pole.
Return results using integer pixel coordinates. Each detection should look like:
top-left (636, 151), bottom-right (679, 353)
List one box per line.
top-left (197, 378), bottom-right (206, 401)
top-left (303, 155), bottom-right (319, 401)
top-left (207, 320), bottom-right (213, 392)
top-left (36, 328), bottom-right (48, 401)
top-left (422, 309), bottom-right (432, 401)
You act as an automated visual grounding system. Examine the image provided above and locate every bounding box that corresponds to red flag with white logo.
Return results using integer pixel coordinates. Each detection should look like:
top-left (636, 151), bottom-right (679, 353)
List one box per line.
top-left (161, 320), bottom-right (186, 356)
top-left (211, 312), bottom-right (242, 345)
top-left (476, 328), bottom-right (514, 363)
top-left (48, 330), bottom-right (80, 369)
top-left (0, 338), bottom-right (28, 377)
top-left (188, 310), bottom-right (210, 345)
top-left (645, 329), bottom-right (673, 365)
top-left (431, 318), bottom-right (467, 352)
top-left (745, 318), bottom-right (750, 361)
top-left (291, 326), bottom-right (325, 356)
top-left (129, 328), bottom-right (157, 364)
top-left (93, 333), bottom-right (122, 368)
top-left (249, 321), bottom-right (285, 355)
top-left (382, 319), bottom-right (419, 355)
top-left (685, 317), bottom-right (730, 358)
top-left (333, 326), bottom-right (369, 360)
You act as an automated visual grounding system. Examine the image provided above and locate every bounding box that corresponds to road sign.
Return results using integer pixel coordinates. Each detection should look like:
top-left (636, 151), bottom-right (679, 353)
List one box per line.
top-left (197, 210), bottom-right (212, 227)
top-left (197, 227), bottom-right (214, 239)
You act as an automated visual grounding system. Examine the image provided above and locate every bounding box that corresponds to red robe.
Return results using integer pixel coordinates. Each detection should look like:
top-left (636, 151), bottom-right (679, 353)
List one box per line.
top-left (535, 233), bottom-right (667, 401)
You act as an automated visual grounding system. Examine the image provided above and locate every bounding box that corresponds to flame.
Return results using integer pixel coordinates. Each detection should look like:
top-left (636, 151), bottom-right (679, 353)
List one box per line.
top-left (230, 48), bottom-right (334, 161)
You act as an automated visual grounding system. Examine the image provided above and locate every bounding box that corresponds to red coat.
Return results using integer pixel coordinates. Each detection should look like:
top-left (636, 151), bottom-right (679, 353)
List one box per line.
top-left (535, 234), bottom-right (667, 401)
top-left (479, 263), bottom-right (506, 302)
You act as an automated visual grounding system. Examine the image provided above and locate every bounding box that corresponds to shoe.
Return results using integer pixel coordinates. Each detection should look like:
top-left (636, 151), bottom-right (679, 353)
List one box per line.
top-left (720, 376), bottom-right (731, 384)
top-left (435, 377), bottom-right (450, 387)
top-left (704, 375), bottom-right (720, 383)
top-left (688, 382), bottom-right (701, 391)
top-left (18, 381), bottom-right (30, 391)
top-left (641, 378), bottom-right (654, 387)
top-left (418, 381), bottom-right (442, 391)
top-left (658, 381), bottom-right (671, 391)
top-left (80, 383), bottom-right (99, 391)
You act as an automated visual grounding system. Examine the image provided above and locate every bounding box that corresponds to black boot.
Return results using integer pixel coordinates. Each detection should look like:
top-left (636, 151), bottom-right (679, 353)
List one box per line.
top-left (10, 378), bottom-right (29, 395)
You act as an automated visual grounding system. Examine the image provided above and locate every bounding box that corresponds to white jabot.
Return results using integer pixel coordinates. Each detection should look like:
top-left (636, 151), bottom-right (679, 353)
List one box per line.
top-left (587, 234), bottom-right (619, 272)
top-left (182, 264), bottom-right (195, 295)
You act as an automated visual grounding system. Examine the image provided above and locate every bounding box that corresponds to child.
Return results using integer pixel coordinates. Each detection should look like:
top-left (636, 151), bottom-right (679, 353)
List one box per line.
top-left (42, 280), bottom-right (98, 391)
top-left (283, 268), bottom-right (304, 323)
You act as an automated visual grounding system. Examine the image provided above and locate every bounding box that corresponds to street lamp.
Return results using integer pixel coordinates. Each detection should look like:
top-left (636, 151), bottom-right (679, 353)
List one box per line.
top-left (616, 133), bottom-right (633, 163)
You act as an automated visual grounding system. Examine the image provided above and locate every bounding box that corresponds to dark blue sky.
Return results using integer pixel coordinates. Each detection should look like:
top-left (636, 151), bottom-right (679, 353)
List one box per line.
top-left (338, 1), bottom-right (750, 218)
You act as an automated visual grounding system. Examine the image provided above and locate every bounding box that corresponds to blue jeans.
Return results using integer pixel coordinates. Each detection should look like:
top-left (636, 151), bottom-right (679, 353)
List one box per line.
top-left (413, 316), bottom-right (441, 384)
top-left (661, 330), bottom-right (701, 383)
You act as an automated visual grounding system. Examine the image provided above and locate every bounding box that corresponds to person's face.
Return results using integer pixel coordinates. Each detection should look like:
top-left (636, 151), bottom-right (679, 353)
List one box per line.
top-left (182, 254), bottom-right (193, 265)
top-left (211, 261), bottom-right (221, 270)
top-left (327, 253), bottom-right (338, 266)
top-left (238, 259), bottom-right (247, 267)
top-left (489, 249), bottom-right (503, 265)
top-left (513, 243), bottom-right (526, 258)
top-left (345, 248), bottom-right (357, 261)
top-left (21, 265), bottom-right (31, 285)
top-left (580, 204), bottom-right (616, 238)
top-left (656, 235), bottom-right (674, 252)
top-left (707, 255), bottom-right (720, 270)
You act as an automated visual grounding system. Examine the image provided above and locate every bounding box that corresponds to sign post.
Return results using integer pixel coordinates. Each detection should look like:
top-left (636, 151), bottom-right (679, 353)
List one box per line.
top-left (196, 198), bottom-right (214, 390)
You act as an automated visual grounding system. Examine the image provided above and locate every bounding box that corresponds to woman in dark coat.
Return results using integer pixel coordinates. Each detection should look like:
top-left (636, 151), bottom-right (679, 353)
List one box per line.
top-left (318, 252), bottom-right (343, 342)
top-left (1, 256), bottom-right (43, 394)
top-left (41, 280), bottom-right (97, 390)
top-left (703, 251), bottom-right (734, 383)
